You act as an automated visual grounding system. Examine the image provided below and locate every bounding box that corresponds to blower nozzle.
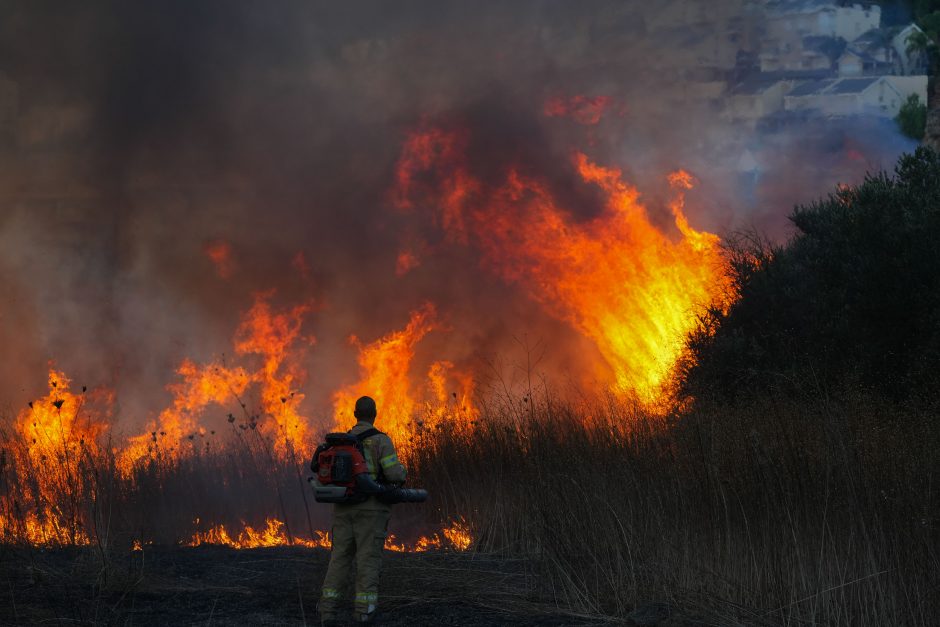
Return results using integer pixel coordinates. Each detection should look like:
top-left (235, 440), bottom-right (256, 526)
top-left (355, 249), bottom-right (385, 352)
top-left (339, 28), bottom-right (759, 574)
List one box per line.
top-left (309, 474), bottom-right (428, 504)
top-left (379, 487), bottom-right (428, 504)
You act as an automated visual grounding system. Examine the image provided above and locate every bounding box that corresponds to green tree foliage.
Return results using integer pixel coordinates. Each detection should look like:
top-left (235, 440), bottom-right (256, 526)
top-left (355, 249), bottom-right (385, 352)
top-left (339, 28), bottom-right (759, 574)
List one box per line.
top-left (919, 11), bottom-right (940, 41)
top-left (913, 0), bottom-right (940, 21)
top-left (896, 93), bottom-right (928, 139)
top-left (682, 148), bottom-right (940, 402)
top-left (901, 1), bottom-right (940, 72)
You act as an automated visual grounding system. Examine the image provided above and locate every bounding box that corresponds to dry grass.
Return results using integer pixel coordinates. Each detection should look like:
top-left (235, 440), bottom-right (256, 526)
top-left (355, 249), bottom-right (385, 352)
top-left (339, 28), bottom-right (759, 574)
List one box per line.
top-left (0, 417), bottom-right (328, 552)
top-left (1, 389), bottom-right (937, 624)
top-left (409, 391), bottom-right (940, 625)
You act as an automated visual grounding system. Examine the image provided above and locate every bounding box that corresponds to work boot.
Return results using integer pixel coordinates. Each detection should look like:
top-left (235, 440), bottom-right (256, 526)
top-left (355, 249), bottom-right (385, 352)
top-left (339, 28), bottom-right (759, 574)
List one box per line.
top-left (353, 610), bottom-right (377, 624)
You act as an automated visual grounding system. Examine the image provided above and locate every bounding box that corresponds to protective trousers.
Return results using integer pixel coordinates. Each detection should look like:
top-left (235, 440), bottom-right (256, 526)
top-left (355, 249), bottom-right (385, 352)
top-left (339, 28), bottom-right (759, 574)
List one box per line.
top-left (319, 506), bottom-right (390, 621)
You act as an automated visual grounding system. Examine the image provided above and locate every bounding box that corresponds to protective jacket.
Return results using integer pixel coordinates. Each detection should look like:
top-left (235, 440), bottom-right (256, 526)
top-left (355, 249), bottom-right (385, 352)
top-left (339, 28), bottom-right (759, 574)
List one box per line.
top-left (338, 421), bottom-right (406, 511)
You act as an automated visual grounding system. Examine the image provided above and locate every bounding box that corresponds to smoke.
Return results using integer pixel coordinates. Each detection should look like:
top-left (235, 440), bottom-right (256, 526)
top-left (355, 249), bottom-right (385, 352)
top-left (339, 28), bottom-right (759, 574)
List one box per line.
top-left (0, 1), bottom-right (917, 429)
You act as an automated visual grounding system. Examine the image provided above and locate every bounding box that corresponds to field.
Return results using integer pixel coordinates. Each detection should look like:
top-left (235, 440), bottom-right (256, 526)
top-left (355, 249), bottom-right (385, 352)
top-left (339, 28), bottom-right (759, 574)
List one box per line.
top-left (415, 393), bottom-right (939, 625)
top-left (1, 389), bottom-right (936, 625)
top-left (0, 545), bottom-right (610, 626)
top-left (1, 1), bottom-right (939, 625)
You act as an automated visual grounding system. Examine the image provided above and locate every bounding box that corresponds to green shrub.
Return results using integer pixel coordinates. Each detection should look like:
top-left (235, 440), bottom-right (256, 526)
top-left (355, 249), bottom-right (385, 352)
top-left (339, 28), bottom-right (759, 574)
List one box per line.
top-left (896, 93), bottom-right (928, 140)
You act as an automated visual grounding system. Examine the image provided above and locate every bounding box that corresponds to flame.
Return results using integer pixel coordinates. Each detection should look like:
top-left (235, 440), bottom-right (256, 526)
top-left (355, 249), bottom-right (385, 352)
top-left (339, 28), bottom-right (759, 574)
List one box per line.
top-left (233, 294), bottom-right (314, 456)
top-left (331, 304), bottom-right (479, 443)
top-left (426, 360), bottom-right (479, 428)
top-left (14, 370), bottom-right (109, 456)
top-left (2, 116), bottom-right (732, 551)
top-left (332, 304), bottom-right (438, 444)
top-left (385, 520), bottom-right (473, 552)
top-left (204, 240), bottom-right (235, 279)
top-left (187, 518), bottom-right (472, 553)
top-left (441, 519), bottom-right (473, 551)
top-left (543, 95), bottom-right (623, 125)
top-left (188, 518), bottom-right (332, 549)
top-left (393, 127), bottom-right (465, 210)
top-left (396, 249), bottom-right (420, 276)
top-left (120, 359), bottom-right (251, 473)
top-left (0, 370), bottom-right (110, 546)
top-left (393, 127), bottom-right (733, 403)
top-left (120, 293), bottom-right (314, 473)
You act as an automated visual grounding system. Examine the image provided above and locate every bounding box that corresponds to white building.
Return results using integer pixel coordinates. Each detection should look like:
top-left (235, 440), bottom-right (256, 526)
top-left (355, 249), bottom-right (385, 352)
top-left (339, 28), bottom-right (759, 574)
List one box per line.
top-left (766, 1), bottom-right (881, 41)
top-left (784, 75), bottom-right (927, 117)
top-left (727, 78), bottom-right (793, 125)
top-left (760, 34), bottom-right (845, 72)
top-left (761, 2), bottom-right (882, 74)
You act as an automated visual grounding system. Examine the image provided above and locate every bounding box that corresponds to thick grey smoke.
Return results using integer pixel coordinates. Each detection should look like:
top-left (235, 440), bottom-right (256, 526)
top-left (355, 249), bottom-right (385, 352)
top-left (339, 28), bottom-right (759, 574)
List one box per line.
top-left (0, 1), bottom-right (915, 430)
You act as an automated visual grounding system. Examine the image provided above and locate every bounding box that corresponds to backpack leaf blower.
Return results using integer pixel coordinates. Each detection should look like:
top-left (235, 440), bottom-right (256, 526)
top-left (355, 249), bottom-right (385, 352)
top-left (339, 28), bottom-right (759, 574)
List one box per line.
top-left (309, 430), bottom-right (428, 504)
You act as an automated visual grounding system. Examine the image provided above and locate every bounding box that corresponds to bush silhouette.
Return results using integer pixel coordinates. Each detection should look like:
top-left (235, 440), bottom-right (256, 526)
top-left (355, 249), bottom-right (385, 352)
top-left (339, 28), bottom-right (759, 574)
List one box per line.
top-left (683, 147), bottom-right (940, 402)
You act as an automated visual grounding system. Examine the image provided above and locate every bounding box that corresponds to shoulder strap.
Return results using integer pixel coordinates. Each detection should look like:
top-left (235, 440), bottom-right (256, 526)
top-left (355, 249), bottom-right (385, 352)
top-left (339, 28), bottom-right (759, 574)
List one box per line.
top-left (353, 427), bottom-right (386, 482)
top-left (355, 427), bottom-right (383, 441)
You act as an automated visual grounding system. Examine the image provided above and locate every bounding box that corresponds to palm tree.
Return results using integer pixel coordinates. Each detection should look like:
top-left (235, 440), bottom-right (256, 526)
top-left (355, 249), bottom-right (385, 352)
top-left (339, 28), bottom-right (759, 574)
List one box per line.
top-left (906, 29), bottom-right (937, 73)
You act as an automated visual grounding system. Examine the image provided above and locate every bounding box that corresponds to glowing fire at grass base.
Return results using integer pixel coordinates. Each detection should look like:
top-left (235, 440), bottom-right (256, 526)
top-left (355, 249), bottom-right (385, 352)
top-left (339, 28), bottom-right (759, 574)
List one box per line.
top-left (184, 518), bottom-right (472, 552)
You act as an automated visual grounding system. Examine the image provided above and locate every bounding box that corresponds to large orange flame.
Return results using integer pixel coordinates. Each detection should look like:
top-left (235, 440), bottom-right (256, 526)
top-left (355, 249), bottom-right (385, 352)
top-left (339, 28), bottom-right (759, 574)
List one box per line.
top-left (233, 294), bottom-right (314, 456)
top-left (0, 370), bottom-right (111, 545)
top-left (120, 293), bottom-right (313, 473)
top-left (394, 127), bottom-right (732, 403)
top-left (331, 303), bottom-right (481, 446)
top-left (120, 360), bottom-right (251, 473)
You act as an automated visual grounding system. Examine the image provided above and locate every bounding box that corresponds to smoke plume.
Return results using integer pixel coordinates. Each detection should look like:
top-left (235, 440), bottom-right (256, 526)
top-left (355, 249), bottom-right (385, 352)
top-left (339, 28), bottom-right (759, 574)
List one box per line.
top-left (0, 1), bottom-right (916, 432)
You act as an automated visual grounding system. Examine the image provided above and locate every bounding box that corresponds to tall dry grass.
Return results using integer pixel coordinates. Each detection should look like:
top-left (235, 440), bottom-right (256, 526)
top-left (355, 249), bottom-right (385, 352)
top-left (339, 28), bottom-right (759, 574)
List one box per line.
top-left (408, 391), bottom-right (939, 625)
top-left (0, 415), bottom-right (329, 553)
top-left (1, 388), bottom-right (937, 624)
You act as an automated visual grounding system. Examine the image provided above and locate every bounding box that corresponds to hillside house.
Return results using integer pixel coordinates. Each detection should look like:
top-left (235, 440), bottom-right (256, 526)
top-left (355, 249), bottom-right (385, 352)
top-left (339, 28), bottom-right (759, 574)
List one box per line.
top-left (838, 48), bottom-right (894, 76)
top-left (760, 34), bottom-right (845, 72)
top-left (783, 75), bottom-right (925, 117)
top-left (726, 77), bottom-right (792, 125)
top-left (765, 2), bottom-right (881, 42)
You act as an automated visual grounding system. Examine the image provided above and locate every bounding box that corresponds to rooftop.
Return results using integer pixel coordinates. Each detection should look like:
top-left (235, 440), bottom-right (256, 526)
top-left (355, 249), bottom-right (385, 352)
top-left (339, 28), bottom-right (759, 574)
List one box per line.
top-left (767, 0), bottom-right (836, 16)
top-left (786, 76), bottom-right (890, 97)
top-left (732, 77), bottom-right (786, 95)
top-left (828, 77), bottom-right (878, 93)
top-left (788, 79), bottom-right (834, 97)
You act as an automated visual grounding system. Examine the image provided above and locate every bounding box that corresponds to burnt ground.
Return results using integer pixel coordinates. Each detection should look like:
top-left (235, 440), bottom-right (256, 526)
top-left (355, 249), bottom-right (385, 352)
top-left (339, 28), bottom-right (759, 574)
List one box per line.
top-left (0, 545), bottom-right (613, 626)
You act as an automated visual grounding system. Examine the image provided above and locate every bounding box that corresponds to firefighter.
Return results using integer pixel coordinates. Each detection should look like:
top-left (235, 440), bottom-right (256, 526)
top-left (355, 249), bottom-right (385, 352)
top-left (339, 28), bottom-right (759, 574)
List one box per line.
top-left (319, 395), bottom-right (407, 625)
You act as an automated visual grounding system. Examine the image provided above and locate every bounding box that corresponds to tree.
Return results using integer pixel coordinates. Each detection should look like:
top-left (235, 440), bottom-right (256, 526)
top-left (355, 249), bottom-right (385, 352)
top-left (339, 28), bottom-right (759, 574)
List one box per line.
top-left (896, 93), bottom-right (928, 139)
top-left (907, 6), bottom-right (940, 72)
top-left (681, 148), bottom-right (940, 403)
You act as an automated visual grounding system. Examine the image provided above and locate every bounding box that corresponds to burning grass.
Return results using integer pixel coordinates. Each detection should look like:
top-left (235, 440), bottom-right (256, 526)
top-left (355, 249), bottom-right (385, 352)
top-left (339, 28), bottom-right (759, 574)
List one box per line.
top-left (0, 371), bottom-right (472, 553)
top-left (0, 376), bottom-right (936, 624)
